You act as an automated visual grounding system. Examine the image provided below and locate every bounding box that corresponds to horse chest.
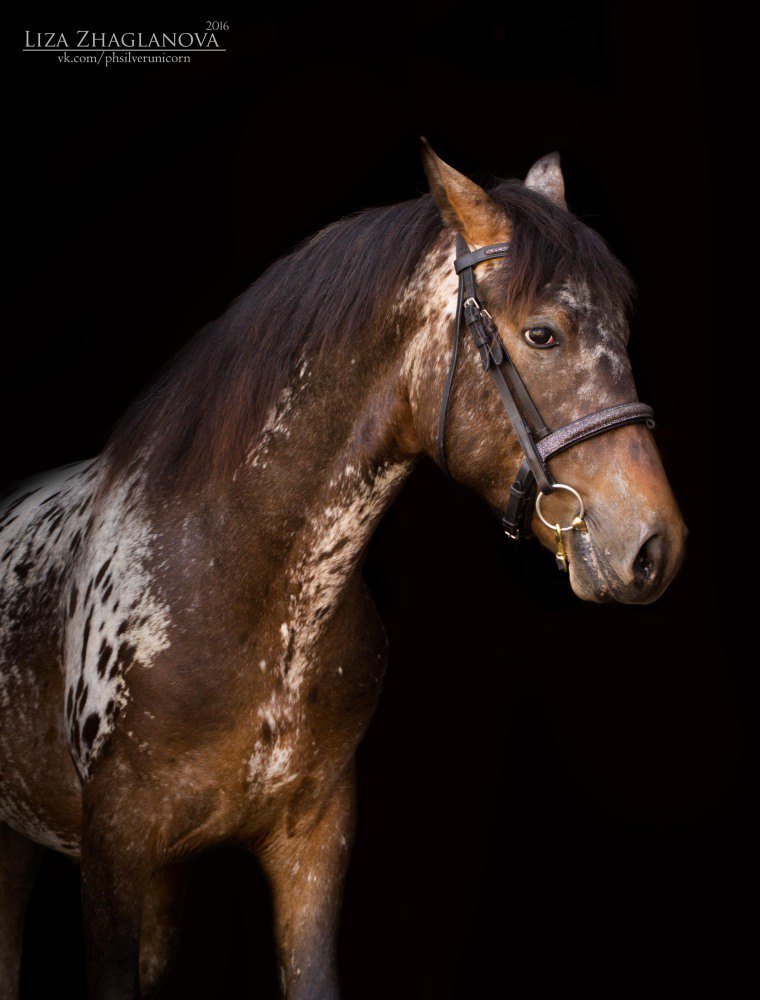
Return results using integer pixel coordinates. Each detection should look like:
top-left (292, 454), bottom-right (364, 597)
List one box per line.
top-left (231, 487), bottom-right (390, 802)
top-left (245, 643), bottom-right (384, 801)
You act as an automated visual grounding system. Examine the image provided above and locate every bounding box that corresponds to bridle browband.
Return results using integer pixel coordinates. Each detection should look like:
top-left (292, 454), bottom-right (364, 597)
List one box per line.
top-left (437, 234), bottom-right (655, 546)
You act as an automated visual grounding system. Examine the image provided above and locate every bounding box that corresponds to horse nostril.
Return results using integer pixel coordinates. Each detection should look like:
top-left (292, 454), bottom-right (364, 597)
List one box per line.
top-left (632, 532), bottom-right (663, 585)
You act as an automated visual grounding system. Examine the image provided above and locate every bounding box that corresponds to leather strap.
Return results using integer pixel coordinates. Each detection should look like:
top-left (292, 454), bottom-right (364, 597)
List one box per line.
top-left (538, 401), bottom-right (655, 460)
top-left (448, 235), bottom-right (552, 492)
top-left (502, 457), bottom-right (536, 540)
top-left (454, 242), bottom-right (512, 273)
top-left (483, 362), bottom-right (553, 493)
top-left (437, 237), bottom-right (515, 476)
top-left (436, 269), bottom-right (465, 477)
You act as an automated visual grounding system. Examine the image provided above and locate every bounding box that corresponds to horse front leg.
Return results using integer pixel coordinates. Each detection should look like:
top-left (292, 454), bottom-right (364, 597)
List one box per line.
top-left (80, 796), bottom-right (156, 1000)
top-left (139, 862), bottom-right (188, 998)
top-left (257, 764), bottom-right (356, 1000)
top-left (0, 824), bottom-right (43, 1000)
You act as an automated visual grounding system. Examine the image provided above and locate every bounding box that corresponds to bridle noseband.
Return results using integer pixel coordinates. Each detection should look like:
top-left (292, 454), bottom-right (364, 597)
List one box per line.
top-left (437, 234), bottom-right (655, 567)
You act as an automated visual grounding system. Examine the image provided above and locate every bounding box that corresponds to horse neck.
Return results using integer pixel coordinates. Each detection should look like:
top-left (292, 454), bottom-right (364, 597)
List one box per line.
top-left (210, 233), bottom-right (457, 592)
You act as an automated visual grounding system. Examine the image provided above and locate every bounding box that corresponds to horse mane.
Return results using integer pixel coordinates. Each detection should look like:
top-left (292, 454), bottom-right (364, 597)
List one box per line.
top-left (104, 179), bottom-right (633, 492)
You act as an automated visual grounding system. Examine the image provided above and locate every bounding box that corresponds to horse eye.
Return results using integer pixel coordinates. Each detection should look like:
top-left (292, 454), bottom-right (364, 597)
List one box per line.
top-left (523, 326), bottom-right (557, 349)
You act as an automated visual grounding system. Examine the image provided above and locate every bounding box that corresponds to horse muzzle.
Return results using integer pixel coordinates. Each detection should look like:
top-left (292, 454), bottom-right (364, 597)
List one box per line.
top-left (566, 515), bottom-right (687, 604)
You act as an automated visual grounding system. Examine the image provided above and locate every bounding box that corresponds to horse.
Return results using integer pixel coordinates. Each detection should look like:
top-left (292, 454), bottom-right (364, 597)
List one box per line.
top-left (0, 142), bottom-right (686, 1000)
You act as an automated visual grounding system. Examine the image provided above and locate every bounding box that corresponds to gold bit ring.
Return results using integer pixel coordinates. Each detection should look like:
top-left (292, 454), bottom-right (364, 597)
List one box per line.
top-left (535, 484), bottom-right (585, 533)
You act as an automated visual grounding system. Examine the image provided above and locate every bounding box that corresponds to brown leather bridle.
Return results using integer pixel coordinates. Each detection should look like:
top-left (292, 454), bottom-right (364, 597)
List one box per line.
top-left (437, 235), bottom-right (655, 562)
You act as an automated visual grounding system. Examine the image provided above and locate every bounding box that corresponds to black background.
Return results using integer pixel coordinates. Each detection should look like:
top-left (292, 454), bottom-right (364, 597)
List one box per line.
top-left (2, 3), bottom-right (747, 998)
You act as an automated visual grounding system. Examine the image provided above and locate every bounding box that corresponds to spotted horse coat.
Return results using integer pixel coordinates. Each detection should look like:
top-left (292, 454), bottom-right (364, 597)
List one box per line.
top-left (0, 147), bottom-right (685, 1000)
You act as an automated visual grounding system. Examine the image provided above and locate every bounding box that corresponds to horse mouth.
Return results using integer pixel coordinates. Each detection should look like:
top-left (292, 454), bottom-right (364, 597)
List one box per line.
top-left (567, 531), bottom-right (615, 603)
top-left (567, 528), bottom-right (681, 605)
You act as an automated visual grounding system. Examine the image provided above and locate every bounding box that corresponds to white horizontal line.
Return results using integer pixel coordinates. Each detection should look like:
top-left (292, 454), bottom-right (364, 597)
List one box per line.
top-left (22, 48), bottom-right (227, 53)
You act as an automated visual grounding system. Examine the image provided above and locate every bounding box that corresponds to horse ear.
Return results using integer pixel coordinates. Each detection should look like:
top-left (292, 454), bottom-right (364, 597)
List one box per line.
top-left (420, 138), bottom-right (510, 247)
top-left (524, 152), bottom-right (567, 208)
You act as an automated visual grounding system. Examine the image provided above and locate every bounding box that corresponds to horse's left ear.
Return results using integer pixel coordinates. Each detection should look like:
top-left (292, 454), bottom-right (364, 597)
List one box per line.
top-left (524, 152), bottom-right (567, 209)
top-left (420, 138), bottom-right (510, 248)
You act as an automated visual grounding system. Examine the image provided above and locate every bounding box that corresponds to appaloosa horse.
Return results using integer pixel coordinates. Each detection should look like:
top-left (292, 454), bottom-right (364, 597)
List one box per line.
top-left (0, 144), bottom-right (685, 999)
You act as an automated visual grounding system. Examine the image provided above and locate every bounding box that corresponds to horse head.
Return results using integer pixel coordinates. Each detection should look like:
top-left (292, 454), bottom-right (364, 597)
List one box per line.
top-left (416, 143), bottom-right (686, 603)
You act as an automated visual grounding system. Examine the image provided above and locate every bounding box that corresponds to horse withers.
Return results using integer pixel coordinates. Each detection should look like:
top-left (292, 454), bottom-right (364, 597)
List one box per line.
top-left (0, 145), bottom-right (685, 999)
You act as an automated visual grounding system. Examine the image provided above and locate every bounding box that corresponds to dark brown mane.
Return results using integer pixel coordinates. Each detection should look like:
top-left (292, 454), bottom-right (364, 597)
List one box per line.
top-left (104, 180), bottom-right (633, 492)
